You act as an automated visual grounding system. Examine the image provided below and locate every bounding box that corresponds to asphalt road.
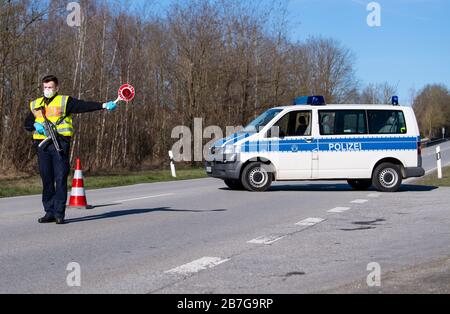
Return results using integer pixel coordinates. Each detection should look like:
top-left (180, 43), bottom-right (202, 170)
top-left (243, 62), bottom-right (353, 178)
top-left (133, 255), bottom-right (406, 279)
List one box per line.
top-left (420, 140), bottom-right (450, 175)
top-left (0, 142), bottom-right (449, 294)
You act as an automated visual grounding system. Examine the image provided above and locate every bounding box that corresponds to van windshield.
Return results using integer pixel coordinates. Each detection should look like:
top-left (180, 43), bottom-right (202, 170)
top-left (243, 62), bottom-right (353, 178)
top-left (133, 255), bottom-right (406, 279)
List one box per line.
top-left (241, 109), bottom-right (283, 133)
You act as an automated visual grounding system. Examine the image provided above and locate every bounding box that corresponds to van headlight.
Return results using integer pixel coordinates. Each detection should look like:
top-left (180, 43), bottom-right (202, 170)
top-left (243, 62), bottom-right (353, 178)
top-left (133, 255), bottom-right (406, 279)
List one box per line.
top-left (224, 145), bottom-right (240, 163)
top-left (224, 145), bottom-right (236, 154)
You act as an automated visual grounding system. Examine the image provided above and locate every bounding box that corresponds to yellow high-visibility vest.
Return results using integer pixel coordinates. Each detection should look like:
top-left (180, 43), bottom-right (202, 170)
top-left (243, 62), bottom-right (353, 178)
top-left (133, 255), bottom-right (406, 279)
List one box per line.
top-left (30, 95), bottom-right (74, 140)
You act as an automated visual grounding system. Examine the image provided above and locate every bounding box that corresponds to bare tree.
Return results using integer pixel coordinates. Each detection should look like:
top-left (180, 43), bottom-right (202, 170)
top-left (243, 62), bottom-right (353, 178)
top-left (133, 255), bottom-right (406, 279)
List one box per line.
top-left (413, 84), bottom-right (450, 139)
top-left (1, 0), bottom-right (418, 176)
top-left (359, 82), bottom-right (398, 104)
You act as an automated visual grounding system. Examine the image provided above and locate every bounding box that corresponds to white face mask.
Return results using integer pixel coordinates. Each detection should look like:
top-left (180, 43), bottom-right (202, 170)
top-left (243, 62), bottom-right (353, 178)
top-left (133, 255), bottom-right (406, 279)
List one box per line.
top-left (44, 89), bottom-right (56, 98)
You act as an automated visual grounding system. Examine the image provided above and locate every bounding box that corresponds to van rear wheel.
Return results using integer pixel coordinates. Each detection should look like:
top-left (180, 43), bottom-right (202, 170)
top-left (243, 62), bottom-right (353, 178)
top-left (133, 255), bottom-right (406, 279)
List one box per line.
top-left (347, 179), bottom-right (372, 190)
top-left (241, 162), bottom-right (272, 192)
top-left (372, 163), bottom-right (402, 192)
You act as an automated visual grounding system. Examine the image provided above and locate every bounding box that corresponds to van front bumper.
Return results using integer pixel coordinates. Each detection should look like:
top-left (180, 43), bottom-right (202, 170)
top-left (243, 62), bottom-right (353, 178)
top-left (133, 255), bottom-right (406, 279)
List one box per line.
top-left (404, 167), bottom-right (425, 178)
top-left (205, 161), bottom-right (242, 180)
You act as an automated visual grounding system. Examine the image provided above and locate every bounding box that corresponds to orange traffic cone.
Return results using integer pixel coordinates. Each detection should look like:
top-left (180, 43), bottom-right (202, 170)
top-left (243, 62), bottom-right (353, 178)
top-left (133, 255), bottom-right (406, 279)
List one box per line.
top-left (68, 158), bottom-right (91, 209)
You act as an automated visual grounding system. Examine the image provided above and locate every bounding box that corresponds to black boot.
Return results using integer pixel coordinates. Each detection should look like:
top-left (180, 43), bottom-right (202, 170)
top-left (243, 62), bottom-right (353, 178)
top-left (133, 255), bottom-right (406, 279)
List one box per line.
top-left (38, 214), bottom-right (56, 223)
top-left (55, 218), bottom-right (65, 225)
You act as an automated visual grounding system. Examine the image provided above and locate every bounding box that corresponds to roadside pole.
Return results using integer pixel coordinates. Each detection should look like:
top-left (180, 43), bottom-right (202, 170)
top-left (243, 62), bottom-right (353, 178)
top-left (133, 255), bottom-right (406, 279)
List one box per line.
top-left (436, 146), bottom-right (442, 179)
top-left (169, 151), bottom-right (177, 178)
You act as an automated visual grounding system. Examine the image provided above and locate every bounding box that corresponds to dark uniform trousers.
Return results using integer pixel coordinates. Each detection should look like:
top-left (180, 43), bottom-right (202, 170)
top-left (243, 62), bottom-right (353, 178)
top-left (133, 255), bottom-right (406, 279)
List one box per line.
top-left (37, 139), bottom-right (70, 219)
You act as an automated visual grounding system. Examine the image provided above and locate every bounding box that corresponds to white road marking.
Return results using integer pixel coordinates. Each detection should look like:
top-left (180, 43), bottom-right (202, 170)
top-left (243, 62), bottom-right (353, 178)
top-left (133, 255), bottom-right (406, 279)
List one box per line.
top-left (295, 218), bottom-right (325, 226)
top-left (351, 199), bottom-right (369, 204)
top-left (116, 193), bottom-right (174, 203)
top-left (328, 207), bottom-right (350, 213)
top-left (248, 234), bottom-right (286, 245)
top-left (164, 257), bottom-right (230, 275)
top-left (367, 193), bottom-right (380, 198)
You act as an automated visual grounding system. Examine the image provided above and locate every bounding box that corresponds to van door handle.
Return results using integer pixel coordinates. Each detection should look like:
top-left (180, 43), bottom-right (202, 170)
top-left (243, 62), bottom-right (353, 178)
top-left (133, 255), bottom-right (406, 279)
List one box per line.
top-left (305, 138), bottom-right (313, 143)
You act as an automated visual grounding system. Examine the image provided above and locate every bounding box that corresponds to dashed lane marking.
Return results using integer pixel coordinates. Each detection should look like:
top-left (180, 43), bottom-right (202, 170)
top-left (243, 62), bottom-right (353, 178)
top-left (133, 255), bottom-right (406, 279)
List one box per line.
top-left (295, 218), bottom-right (325, 226)
top-left (164, 257), bottom-right (230, 275)
top-left (351, 199), bottom-right (369, 204)
top-left (247, 234), bottom-right (286, 245)
top-left (328, 207), bottom-right (351, 213)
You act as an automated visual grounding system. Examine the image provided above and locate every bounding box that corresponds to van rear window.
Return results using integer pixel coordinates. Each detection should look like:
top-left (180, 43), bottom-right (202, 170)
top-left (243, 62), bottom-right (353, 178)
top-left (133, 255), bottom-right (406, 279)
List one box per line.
top-left (367, 110), bottom-right (407, 134)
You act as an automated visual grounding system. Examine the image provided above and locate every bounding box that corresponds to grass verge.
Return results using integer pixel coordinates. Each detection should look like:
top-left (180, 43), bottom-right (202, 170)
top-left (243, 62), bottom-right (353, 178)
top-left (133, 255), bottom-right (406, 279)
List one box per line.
top-left (414, 166), bottom-right (450, 186)
top-left (0, 168), bottom-right (207, 198)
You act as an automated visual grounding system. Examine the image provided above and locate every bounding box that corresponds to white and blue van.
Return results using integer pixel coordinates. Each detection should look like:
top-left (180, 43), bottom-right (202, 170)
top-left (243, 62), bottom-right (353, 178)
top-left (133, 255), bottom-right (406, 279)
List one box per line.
top-left (206, 96), bottom-right (425, 192)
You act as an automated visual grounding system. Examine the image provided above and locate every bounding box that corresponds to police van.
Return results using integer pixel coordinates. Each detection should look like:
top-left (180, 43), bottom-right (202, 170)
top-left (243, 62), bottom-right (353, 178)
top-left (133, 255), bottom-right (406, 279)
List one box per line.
top-left (206, 96), bottom-right (425, 192)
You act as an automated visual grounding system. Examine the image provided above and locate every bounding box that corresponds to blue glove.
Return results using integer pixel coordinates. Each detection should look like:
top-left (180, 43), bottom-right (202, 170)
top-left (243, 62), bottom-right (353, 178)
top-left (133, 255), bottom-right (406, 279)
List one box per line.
top-left (34, 122), bottom-right (46, 136)
top-left (103, 101), bottom-right (117, 111)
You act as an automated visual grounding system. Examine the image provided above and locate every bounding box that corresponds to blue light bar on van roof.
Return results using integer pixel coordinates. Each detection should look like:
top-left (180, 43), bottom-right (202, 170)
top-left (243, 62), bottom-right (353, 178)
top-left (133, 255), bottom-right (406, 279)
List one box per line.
top-left (392, 96), bottom-right (399, 105)
top-left (293, 95), bottom-right (326, 106)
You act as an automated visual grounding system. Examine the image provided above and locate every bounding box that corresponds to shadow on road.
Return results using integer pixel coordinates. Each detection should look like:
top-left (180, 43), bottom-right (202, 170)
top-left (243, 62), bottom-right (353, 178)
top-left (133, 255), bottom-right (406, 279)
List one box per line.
top-left (269, 183), bottom-right (438, 192)
top-left (220, 183), bottom-right (439, 192)
top-left (397, 184), bottom-right (439, 192)
top-left (268, 183), bottom-right (357, 192)
top-left (90, 203), bottom-right (121, 209)
top-left (65, 207), bottom-right (227, 224)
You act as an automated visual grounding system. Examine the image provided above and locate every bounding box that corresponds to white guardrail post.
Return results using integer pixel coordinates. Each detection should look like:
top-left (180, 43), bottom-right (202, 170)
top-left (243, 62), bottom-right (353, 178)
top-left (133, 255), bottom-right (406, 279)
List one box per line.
top-left (169, 150), bottom-right (177, 178)
top-left (436, 146), bottom-right (442, 179)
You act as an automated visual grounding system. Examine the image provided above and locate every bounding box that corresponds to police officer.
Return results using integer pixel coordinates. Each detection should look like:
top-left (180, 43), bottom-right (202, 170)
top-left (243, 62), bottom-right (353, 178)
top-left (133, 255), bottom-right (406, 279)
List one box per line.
top-left (24, 75), bottom-right (117, 225)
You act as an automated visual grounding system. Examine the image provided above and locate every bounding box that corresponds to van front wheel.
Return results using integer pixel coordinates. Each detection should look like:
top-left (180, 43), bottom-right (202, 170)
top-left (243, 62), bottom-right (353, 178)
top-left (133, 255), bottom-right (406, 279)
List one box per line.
top-left (241, 162), bottom-right (272, 192)
top-left (347, 179), bottom-right (372, 190)
top-left (372, 163), bottom-right (402, 192)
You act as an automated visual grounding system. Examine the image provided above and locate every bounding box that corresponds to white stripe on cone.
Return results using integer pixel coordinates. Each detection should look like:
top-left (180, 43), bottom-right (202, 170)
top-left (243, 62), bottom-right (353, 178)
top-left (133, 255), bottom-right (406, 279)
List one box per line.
top-left (74, 170), bottom-right (83, 179)
top-left (70, 187), bottom-right (85, 196)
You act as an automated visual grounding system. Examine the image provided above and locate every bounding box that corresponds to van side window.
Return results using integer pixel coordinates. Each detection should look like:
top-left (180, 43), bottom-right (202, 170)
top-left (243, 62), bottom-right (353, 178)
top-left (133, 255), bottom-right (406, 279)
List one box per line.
top-left (368, 110), bottom-right (407, 134)
top-left (271, 111), bottom-right (312, 137)
top-left (319, 112), bottom-right (335, 135)
top-left (319, 110), bottom-right (367, 135)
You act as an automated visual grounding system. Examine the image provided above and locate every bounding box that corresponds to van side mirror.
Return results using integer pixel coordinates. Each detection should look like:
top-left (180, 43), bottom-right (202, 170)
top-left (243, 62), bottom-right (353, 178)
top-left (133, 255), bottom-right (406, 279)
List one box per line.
top-left (267, 126), bottom-right (278, 138)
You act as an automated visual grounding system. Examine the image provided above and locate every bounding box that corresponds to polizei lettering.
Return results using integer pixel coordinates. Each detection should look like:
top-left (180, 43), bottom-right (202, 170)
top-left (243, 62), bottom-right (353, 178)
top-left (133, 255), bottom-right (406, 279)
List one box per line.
top-left (329, 142), bottom-right (362, 152)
